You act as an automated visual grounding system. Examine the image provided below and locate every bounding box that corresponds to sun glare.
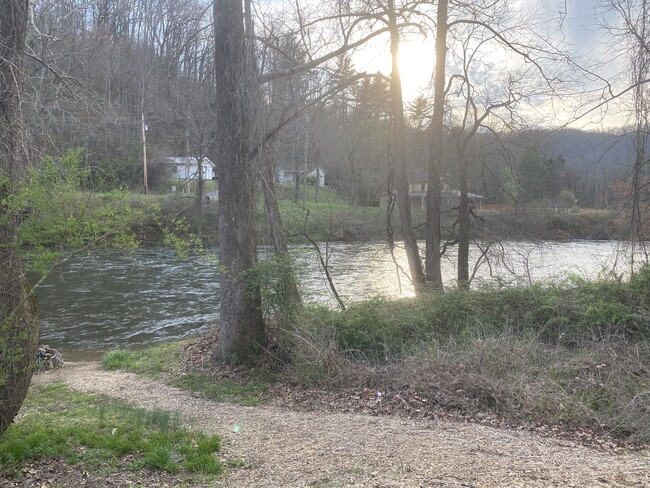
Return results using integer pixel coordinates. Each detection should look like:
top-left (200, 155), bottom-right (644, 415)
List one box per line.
top-left (353, 38), bottom-right (434, 102)
top-left (399, 42), bottom-right (434, 98)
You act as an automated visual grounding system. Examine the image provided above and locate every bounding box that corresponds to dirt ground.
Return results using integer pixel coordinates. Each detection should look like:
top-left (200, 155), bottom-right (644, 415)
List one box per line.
top-left (11, 362), bottom-right (646, 487)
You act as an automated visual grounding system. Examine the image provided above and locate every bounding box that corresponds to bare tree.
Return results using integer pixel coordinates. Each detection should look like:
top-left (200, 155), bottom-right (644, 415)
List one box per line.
top-left (425, 0), bottom-right (447, 287)
top-left (0, 0), bottom-right (39, 435)
top-left (425, 0), bottom-right (577, 287)
top-left (599, 0), bottom-right (650, 263)
top-left (387, 0), bottom-right (425, 288)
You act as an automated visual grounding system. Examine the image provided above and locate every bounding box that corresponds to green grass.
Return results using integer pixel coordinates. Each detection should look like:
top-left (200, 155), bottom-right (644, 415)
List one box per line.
top-left (0, 383), bottom-right (222, 479)
top-left (101, 343), bottom-right (268, 406)
top-left (275, 200), bottom-right (389, 242)
top-left (101, 341), bottom-right (183, 376)
top-left (276, 184), bottom-right (349, 207)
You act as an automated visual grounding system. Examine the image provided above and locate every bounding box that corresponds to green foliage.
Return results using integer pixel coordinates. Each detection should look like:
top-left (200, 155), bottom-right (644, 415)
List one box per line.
top-left (629, 264), bottom-right (650, 306)
top-left (248, 255), bottom-right (301, 325)
top-left (557, 189), bottom-right (577, 209)
top-left (0, 383), bottom-right (222, 478)
top-left (518, 149), bottom-right (566, 203)
top-left (3, 150), bottom-right (146, 272)
top-left (294, 268), bottom-right (650, 360)
top-left (1, 149), bottom-right (206, 272)
top-left (493, 167), bottom-right (519, 204)
top-left (161, 220), bottom-right (202, 258)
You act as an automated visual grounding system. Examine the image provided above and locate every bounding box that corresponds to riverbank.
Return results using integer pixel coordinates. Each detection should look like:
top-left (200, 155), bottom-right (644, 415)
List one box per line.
top-left (126, 192), bottom-right (626, 246)
top-left (9, 272), bottom-right (648, 485)
top-left (95, 268), bottom-right (650, 449)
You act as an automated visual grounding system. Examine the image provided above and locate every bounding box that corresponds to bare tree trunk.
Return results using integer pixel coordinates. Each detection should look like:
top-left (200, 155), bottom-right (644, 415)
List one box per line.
top-left (260, 149), bottom-right (302, 311)
top-left (293, 141), bottom-right (300, 201)
top-left (196, 156), bottom-right (204, 238)
top-left (0, 0), bottom-right (39, 435)
top-left (387, 0), bottom-right (425, 289)
top-left (629, 0), bottom-right (650, 264)
top-left (457, 154), bottom-right (470, 285)
top-left (425, 0), bottom-right (446, 287)
top-left (303, 116), bottom-right (308, 206)
top-left (348, 151), bottom-right (358, 206)
top-left (212, 0), bottom-right (266, 363)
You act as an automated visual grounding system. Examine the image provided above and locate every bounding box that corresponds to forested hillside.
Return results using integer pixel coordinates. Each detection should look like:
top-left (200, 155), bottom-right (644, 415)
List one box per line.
top-left (22, 1), bottom-right (645, 212)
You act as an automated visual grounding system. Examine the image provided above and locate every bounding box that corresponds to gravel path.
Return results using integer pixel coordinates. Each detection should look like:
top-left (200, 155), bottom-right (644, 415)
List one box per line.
top-left (32, 363), bottom-right (649, 488)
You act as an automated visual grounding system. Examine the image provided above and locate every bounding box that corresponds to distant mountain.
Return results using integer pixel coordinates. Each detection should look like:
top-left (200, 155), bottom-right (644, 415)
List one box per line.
top-left (538, 129), bottom-right (638, 175)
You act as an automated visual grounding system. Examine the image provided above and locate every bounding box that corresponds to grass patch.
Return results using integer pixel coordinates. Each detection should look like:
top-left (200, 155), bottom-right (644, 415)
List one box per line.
top-left (102, 342), bottom-right (268, 406)
top-left (0, 383), bottom-right (222, 479)
top-left (101, 341), bottom-right (183, 376)
top-left (296, 266), bottom-right (650, 360)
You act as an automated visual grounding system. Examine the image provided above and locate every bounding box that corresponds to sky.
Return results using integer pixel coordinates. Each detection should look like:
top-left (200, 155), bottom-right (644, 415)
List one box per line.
top-left (352, 0), bottom-right (632, 130)
top-left (556, 0), bottom-right (632, 128)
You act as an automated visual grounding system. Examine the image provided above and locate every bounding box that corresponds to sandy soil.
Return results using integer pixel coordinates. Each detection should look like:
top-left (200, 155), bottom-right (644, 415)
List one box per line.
top-left (30, 362), bottom-right (649, 488)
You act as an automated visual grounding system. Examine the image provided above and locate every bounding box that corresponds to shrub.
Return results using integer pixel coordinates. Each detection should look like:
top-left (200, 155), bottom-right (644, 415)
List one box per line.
top-left (279, 269), bottom-right (650, 444)
top-left (292, 270), bottom-right (649, 360)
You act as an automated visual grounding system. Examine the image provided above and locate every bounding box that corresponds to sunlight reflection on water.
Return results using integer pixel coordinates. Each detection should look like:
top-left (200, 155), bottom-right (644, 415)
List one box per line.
top-left (36, 240), bottom-right (644, 355)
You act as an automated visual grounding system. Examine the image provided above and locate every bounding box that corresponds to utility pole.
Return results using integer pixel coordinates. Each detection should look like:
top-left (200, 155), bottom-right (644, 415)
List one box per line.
top-left (141, 110), bottom-right (149, 194)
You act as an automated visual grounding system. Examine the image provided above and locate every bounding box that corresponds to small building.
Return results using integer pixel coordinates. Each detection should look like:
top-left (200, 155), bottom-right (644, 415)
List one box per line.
top-left (160, 156), bottom-right (216, 181)
top-left (382, 169), bottom-right (484, 209)
top-left (205, 190), bottom-right (219, 202)
top-left (408, 169), bottom-right (429, 210)
top-left (276, 166), bottom-right (326, 187)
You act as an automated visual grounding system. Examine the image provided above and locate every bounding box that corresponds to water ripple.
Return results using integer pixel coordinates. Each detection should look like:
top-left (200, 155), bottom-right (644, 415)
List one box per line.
top-left (35, 240), bottom-right (640, 354)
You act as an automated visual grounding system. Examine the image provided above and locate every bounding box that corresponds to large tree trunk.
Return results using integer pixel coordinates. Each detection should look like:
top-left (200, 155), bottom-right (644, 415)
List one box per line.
top-left (387, 0), bottom-right (425, 289)
top-left (425, 0), bottom-right (447, 287)
top-left (0, 0), bottom-right (39, 435)
top-left (212, 0), bottom-right (266, 363)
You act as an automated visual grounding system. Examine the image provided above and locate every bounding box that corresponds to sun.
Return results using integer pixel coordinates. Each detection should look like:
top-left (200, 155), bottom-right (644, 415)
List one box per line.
top-left (352, 37), bottom-right (435, 102)
top-left (398, 40), bottom-right (434, 99)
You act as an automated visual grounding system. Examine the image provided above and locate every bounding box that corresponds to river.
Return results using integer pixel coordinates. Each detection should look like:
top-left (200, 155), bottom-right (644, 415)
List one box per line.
top-left (34, 240), bottom-right (643, 357)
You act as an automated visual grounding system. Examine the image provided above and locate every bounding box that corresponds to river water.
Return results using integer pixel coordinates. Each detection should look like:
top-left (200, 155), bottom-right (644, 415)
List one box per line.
top-left (34, 240), bottom-right (643, 356)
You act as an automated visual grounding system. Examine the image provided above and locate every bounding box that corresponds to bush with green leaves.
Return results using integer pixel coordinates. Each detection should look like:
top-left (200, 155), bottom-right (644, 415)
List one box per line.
top-left (292, 267), bottom-right (650, 360)
top-left (5, 149), bottom-right (150, 272)
top-left (3, 148), bottom-right (204, 273)
top-left (282, 270), bottom-right (650, 444)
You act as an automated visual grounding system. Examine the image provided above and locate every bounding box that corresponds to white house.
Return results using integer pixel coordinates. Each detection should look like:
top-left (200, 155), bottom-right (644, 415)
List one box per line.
top-left (276, 166), bottom-right (325, 187)
top-left (161, 157), bottom-right (216, 181)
